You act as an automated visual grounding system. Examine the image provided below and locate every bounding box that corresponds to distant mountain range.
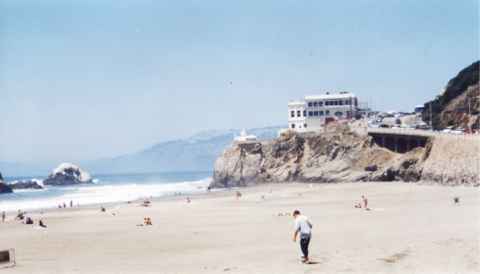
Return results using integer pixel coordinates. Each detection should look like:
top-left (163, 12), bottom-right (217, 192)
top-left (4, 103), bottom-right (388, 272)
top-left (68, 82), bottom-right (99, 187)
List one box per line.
top-left (0, 126), bottom-right (283, 177)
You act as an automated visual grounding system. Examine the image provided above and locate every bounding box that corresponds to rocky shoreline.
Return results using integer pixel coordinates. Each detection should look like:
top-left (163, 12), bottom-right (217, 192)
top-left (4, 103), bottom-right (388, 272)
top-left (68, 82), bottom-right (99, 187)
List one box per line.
top-left (210, 125), bottom-right (479, 188)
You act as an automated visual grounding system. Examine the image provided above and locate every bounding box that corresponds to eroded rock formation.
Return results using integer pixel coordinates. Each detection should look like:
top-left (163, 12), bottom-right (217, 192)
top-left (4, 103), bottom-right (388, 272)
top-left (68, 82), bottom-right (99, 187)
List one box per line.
top-left (211, 125), bottom-right (479, 188)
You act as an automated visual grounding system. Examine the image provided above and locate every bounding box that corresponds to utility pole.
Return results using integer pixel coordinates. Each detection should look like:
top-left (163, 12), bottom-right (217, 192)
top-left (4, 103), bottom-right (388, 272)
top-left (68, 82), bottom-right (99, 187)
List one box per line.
top-left (429, 102), bottom-right (433, 130)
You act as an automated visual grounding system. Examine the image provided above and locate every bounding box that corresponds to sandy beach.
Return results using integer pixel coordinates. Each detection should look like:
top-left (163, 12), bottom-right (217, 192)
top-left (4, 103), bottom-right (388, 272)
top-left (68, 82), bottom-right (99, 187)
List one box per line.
top-left (1, 182), bottom-right (479, 274)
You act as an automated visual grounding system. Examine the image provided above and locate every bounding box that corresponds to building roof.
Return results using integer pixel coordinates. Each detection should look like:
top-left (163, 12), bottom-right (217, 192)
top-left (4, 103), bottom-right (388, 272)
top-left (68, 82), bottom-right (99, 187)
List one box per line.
top-left (288, 101), bottom-right (306, 106)
top-left (305, 92), bottom-right (356, 101)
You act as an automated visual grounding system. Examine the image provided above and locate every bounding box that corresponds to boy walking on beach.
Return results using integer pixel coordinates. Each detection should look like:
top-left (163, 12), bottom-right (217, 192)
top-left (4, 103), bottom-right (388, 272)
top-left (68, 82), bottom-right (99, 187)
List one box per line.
top-left (292, 210), bottom-right (313, 263)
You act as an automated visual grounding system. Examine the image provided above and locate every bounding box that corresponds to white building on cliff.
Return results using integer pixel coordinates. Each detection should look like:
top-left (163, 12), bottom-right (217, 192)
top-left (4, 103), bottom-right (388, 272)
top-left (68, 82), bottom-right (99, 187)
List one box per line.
top-left (288, 92), bottom-right (358, 132)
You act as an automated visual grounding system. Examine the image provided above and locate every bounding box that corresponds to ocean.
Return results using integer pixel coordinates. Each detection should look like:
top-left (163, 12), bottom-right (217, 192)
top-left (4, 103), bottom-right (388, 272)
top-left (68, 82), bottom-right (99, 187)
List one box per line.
top-left (0, 171), bottom-right (212, 212)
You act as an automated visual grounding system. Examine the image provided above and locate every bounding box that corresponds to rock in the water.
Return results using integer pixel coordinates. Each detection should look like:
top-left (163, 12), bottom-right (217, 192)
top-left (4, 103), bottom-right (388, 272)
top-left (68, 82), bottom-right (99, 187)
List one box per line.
top-left (8, 179), bottom-right (44, 190)
top-left (43, 163), bottom-right (93, 186)
top-left (0, 172), bottom-right (13, 194)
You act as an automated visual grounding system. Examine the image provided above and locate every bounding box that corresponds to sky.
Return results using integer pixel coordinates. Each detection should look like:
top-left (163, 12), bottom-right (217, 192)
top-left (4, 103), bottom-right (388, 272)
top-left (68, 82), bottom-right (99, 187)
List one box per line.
top-left (0, 0), bottom-right (478, 164)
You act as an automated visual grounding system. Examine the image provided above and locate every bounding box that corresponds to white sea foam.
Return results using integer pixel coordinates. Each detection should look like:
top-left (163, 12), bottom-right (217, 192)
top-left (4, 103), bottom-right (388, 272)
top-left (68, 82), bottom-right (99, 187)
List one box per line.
top-left (0, 177), bottom-right (212, 212)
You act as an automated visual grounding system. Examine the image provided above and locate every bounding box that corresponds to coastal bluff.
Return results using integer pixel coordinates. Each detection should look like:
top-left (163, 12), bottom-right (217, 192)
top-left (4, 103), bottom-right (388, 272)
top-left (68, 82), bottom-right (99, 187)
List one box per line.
top-left (210, 125), bottom-right (480, 188)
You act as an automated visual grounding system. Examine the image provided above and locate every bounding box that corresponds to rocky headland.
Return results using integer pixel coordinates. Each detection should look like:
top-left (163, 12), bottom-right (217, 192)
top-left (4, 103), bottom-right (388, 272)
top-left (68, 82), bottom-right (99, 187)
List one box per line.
top-left (422, 61), bottom-right (479, 131)
top-left (211, 125), bottom-right (479, 188)
top-left (211, 61), bottom-right (480, 189)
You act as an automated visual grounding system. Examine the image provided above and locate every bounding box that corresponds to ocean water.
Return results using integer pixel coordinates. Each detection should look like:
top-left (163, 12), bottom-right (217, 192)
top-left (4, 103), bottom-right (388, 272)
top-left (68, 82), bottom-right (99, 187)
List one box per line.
top-left (0, 171), bottom-right (212, 212)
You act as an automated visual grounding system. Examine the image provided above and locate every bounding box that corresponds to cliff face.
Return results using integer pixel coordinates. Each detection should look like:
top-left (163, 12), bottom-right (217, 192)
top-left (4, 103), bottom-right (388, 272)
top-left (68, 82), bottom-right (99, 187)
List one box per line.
top-left (212, 126), bottom-right (436, 188)
top-left (423, 61), bottom-right (480, 130)
top-left (211, 126), bottom-right (480, 188)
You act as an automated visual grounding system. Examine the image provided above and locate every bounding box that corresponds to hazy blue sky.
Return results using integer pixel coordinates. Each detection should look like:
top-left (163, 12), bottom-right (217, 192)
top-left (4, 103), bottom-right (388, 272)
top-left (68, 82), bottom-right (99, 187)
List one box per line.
top-left (0, 0), bottom-right (478, 164)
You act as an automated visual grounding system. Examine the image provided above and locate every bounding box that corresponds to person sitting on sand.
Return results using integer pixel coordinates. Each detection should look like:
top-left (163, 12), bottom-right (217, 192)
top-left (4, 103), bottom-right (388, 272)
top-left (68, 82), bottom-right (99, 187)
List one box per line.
top-left (144, 217), bottom-right (152, 226)
top-left (25, 216), bottom-right (34, 225)
top-left (235, 191), bottom-right (242, 200)
top-left (292, 210), bottom-right (313, 264)
top-left (39, 219), bottom-right (47, 228)
top-left (362, 195), bottom-right (370, 210)
top-left (101, 206), bottom-right (106, 212)
top-left (15, 210), bottom-right (25, 221)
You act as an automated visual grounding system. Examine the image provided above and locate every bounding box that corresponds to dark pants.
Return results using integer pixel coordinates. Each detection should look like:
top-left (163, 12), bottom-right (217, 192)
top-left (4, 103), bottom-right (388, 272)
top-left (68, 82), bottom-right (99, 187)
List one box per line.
top-left (300, 234), bottom-right (311, 258)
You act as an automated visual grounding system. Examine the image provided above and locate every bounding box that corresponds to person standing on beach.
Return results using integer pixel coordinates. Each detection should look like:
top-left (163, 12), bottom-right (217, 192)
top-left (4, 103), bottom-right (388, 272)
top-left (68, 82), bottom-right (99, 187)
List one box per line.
top-left (292, 210), bottom-right (313, 263)
top-left (362, 195), bottom-right (370, 210)
top-left (1, 211), bottom-right (5, 223)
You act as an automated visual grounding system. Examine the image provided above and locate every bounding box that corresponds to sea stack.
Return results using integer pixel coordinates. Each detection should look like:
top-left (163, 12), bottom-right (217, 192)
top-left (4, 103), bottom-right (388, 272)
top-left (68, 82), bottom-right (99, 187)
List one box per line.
top-left (43, 163), bottom-right (93, 186)
top-left (8, 179), bottom-right (44, 190)
top-left (0, 172), bottom-right (13, 194)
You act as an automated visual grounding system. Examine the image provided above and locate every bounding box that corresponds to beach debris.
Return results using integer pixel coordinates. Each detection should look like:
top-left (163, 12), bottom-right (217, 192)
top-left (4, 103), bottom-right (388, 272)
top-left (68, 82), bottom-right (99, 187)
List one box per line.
top-left (0, 249), bottom-right (16, 269)
top-left (378, 249), bottom-right (409, 263)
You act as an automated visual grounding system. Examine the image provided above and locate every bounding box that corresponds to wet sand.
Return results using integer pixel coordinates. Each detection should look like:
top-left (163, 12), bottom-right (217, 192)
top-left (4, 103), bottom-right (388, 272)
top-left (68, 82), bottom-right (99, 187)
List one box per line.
top-left (0, 182), bottom-right (479, 274)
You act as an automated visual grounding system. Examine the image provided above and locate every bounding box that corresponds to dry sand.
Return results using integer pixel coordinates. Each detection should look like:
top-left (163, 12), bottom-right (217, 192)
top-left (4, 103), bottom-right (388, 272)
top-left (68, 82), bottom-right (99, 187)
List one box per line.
top-left (0, 182), bottom-right (479, 274)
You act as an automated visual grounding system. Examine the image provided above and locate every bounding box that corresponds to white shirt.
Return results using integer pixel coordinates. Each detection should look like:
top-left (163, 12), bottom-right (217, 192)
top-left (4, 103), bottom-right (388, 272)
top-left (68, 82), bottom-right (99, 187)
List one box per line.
top-left (294, 215), bottom-right (313, 235)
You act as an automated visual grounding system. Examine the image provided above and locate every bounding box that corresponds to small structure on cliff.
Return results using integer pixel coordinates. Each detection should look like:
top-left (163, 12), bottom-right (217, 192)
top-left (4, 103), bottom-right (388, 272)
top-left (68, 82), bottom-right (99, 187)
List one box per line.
top-left (234, 129), bottom-right (257, 143)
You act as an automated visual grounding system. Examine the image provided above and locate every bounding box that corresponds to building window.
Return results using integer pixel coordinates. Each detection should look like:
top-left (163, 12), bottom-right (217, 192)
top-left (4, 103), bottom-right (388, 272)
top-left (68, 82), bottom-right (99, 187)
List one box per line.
top-left (297, 110), bottom-right (301, 117)
top-left (303, 110), bottom-right (306, 117)
top-left (308, 102), bottom-right (312, 107)
top-left (339, 100), bottom-right (343, 106)
top-left (291, 124), bottom-right (295, 129)
top-left (291, 111), bottom-right (295, 118)
top-left (309, 111), bottom-right (313, 116)
top-left (313, 102), bottom-right (318, 107)
top-left (335, 111), bottom-right (343, 117)
top-left (319, 111), bottom-right (324, 116)
top-left (326, 110), bottom-right (330, 115)
top-left (319, 101), bottom-right (323, 106)
top-left (314, 111), bottom-right (319, 116)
